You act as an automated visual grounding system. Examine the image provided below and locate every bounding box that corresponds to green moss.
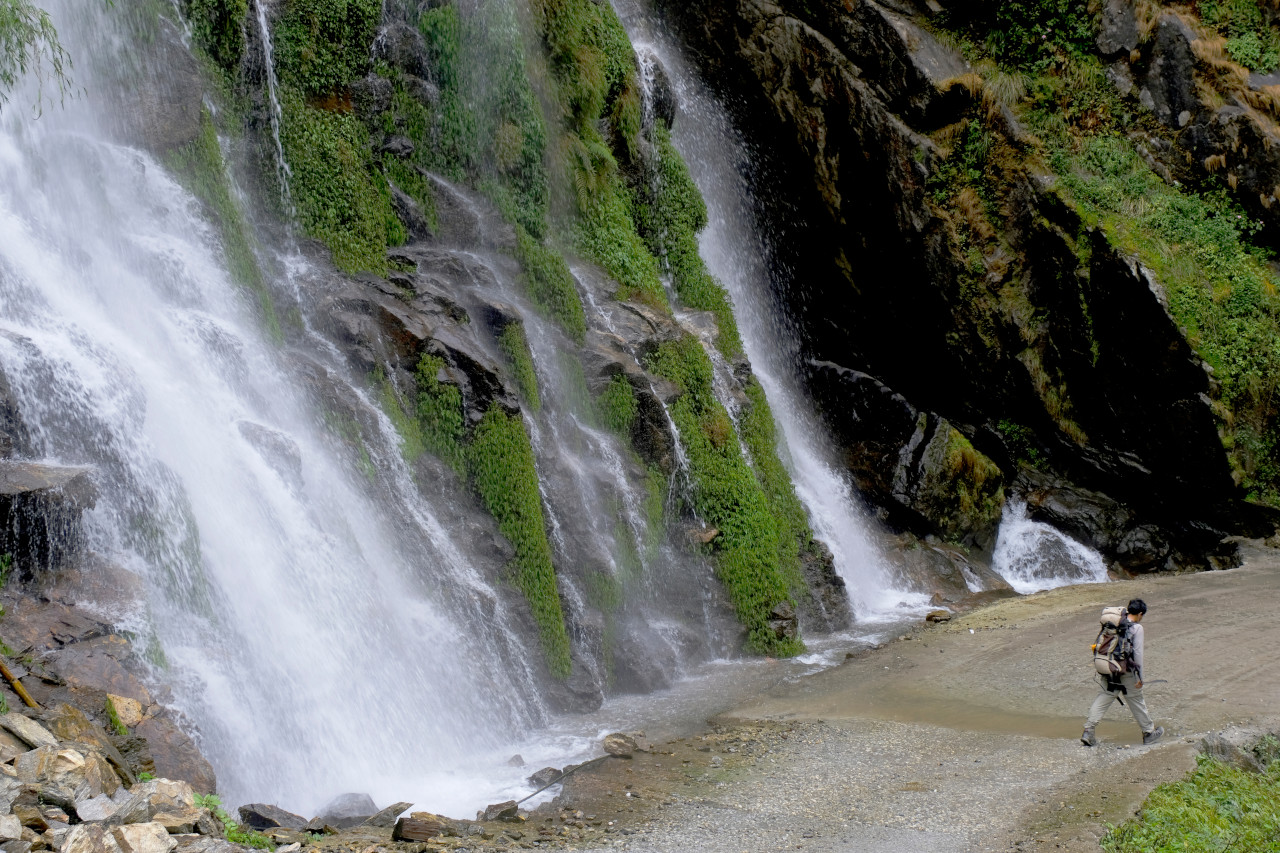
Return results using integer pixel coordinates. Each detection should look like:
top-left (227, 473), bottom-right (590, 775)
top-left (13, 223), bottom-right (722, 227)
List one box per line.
top-left (646, 337), bottom-right (803, 656)
top-left (104, 697), bottom-right (129, 736)
top-left (739, 379), bottom-right (810, 598)
top-left (498, 322), bottom-right (541, 411)
top-left (414, 354), bottom-right (467, 473)
top-left (182, 0), bottom-right (247, 72)
top-left (272, 0), bottom-right (380, 98)
top-left (635, 125), bottom-right (742, 355)
top-left (411, 354), bottom-right (570, 676)
top-left (514, 225), bottom-right (587, 341)
top-left (1104, 750), bottom-right (1280, 852)
top-left (167, 110), bottom-right (282, 341)
top-left (940, 427), bottom-right (1005, 537)
top-left (278, 87), bottom-right (397, 274)
top-left (374, 367), bottom-right (426, 463)
top-left (596, 374), bottom-right (638, 434)
top-left (468, 406), bottom-right (572, 678)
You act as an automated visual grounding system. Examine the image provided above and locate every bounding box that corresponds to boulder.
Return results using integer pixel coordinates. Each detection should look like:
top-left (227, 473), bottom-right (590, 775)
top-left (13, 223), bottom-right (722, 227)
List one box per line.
top-left (603, 732), bottom-right (639, 758)
top-left (237, 804), bottom-right (307, 831)
top-left (235, 422), bottom-right (303, 492)
top-left (925, 610), bottom-right (952, 623)
top-left (362, 802), bottom-right (411, 828)
top-left (111, 824), bottom-right (176, 853)
top-left (1097, 0), bottom-right (1139, 56)
top-left (526, 767), bottom-right (560, 788)
top-left (1139, 14), bottom-right (1203, 130)
top-left (133, 717), bottom-right (215, 795)
top-left (313, 793), bottom-right (377, 829)
top-left (107, 780), bottom-right (196, 827)
top-left (73, 795), bottom-right (118, 823)
top-left (1201, 733), bottom-right (1264, 773)
top-left (0, 728), bottom-right (28, 763)
top-left (767, 600), bottom-right (799, 641)
top-left (372, 22), bottom-right (430, 79)
top-left (44, 704), bottom-right (137, 786)
top-left (150, 810), bottom-right (220, 837)
top-left (0, 462), bottom-right (96, 577)
top-left (0, 816), bottom-right (20, 841)
top-left (0, 714), bottom-right (57, 750)
top-left (15, 747), bottom-right (119, 801)
top-left (105, 696), bottom-right (144, 730)
top-left (479, 801), bottom-right (518, 822)
top-left (391, 818), bottom-right (442, 842)
top-left (60, 824), bottom-right (123, 853)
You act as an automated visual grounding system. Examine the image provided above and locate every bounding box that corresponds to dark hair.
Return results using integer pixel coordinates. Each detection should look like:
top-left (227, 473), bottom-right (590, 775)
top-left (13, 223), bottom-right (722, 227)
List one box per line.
top-left (1127, 598), bottom-right (1148, 615)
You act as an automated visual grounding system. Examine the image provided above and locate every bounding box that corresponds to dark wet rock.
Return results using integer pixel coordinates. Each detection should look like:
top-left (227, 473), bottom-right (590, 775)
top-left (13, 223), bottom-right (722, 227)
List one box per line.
top-left (0, 462), bottom-right (97, 578)
top-left (42, 635), bottom-right (151, 706)
top-left (133, 717), bottom-right (215, 796)
top-left (767, 600), bottom-right (798, 641)
top-left (1097, 0), bottom-right (1139, 56)
top-left (527, 767), bottom-right (561, 788)
top-left (0, 365), bottom-right (30, 459)
top-left (372, 23), bottom-right (430, 79)
top-left (401, 74), bottom-right (440, 108)
top-left (543, 658), bottom-right (605, 714)
top-left (1139, 15), bottom-right (1202, 130)
top-left (380, 135), bottom-right (415, 159)
top-left (388, 182), bottom-right (434, 242)
top-left (351, 74), bottom-right (394, 127)
top-left (236, 421), bottom-right (303, 492)
top-left (797, 539), bottom-right (852, 634)
top-left (130, 18), bottom-right (203, 152)
top-left (642, 54), bottom-right (677, 129)
top-left (238, 804), bottom-right (308, 831)
top-left (315, 793), bottom-right (377, 829)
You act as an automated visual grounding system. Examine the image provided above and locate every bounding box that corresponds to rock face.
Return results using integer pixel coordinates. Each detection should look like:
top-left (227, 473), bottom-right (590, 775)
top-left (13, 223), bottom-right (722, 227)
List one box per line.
top-left (653, 0), bottom-right (1280, 566)
top-left (0, 462), bottom-right (96, 578)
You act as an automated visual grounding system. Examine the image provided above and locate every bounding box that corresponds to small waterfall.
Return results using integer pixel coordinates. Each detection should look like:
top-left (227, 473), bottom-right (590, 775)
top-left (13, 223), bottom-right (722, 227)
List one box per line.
top-left (252, 0), bottom-right (294, 218)
top-left (611, 1), bottom-right (929, 622)
top-left (991, 501), bottom-right (1110, 593)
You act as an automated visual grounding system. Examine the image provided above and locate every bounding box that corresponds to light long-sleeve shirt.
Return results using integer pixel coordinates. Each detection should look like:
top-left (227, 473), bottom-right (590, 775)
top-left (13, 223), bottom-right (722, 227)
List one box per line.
top-left (1130, 621), bottom-right (1144, 678)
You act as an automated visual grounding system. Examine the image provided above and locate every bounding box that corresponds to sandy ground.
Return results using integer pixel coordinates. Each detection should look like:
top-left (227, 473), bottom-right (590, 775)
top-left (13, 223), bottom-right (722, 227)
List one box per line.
top-left (548, 540), bottom-right (1280, 852)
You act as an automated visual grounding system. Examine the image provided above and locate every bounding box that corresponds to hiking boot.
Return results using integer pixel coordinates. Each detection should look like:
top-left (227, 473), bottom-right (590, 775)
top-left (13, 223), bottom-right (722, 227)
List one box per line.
top-left (1142, 726), bottom-right (1165, 745)
top-left (1080, 728), bottom-right (1098, 747)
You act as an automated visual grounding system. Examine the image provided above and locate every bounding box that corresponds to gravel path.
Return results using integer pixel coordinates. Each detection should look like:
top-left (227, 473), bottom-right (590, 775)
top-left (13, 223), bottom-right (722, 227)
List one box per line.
top-left (556, 541), bottom-right (1280, 853)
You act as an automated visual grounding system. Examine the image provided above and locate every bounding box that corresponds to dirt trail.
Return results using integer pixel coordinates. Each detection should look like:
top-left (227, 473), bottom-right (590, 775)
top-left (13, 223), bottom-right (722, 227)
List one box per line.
top-left (557, 541), bottom-right (1280, 852)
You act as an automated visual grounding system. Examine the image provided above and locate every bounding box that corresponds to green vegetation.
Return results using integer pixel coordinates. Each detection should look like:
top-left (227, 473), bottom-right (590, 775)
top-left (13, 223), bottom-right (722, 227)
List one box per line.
top-left (182, 0), bottom-right (247, 72)
top-left (996, 419), bottom-right (1047, 469)
top-left (137, 771), bottom-right (156, 782)
top-left (279, 89), bottom-right (402, 274)
top-left (1046, 134), bottom-right (1280, 503)
top-left (1104, 742), bottom-right (1280, 852)
top-left (635, 125), bottom-right (742, 355)
top-left (0, 554), bottom-right (11, 588)
top-left (646, 336), bottom-right (803, 656)
top-left (498, 323), bottom-right (541, 410)
top-left (195, 794), bottom-right (275, 850)
top-left (167, 110), bottom-right (282, 340)
top-left (374, 366), bottom-right (426, 463)
top-left (412, 354), bottom-right (571, 676)
top-left (938, 427), bottom-right (1004, 537)
top-left (0, 0), bottom-right (73, 113)
top-left (104, 697), bottom-right (128, 737)
top-left (738, 379), bottom-right (810, 598)
top-left (928, 0), bottom-right (1280, 505)
top-left (414, 354), bottom-right (467, 472)
top-left (1200, 0), bottom-right (1280, 72)
top-left (513, 225), bottom-right (587, 341)
top-left (596, 373), bottom-right (638, 434)
top-left (468, 406), bottom-right (572, 677)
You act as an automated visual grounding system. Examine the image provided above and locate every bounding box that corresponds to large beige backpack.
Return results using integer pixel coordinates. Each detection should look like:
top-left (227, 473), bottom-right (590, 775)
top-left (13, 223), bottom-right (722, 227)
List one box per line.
top-left (1091, 606), bottom-right (1133, 677)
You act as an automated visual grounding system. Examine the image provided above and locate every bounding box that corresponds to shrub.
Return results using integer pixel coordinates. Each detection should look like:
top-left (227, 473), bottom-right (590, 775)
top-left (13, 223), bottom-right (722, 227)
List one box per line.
top-left (183, 0), bottom-right (247, 72)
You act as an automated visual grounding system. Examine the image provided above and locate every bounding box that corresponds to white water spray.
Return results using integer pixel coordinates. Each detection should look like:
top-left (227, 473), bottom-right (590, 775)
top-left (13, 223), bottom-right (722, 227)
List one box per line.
top-left (991, 501), bottom-right (1110, 594)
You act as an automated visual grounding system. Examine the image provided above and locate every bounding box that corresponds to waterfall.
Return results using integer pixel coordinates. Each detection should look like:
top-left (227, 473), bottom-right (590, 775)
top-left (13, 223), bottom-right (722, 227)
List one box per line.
top-left (251, 0), bottom-right (295, 218)
top-left (610, 1), bottom-right (929, 622)
top-left (991, 501), bottom-right (1110, 594)
top-left (0, 1), bottom-right (551, 817)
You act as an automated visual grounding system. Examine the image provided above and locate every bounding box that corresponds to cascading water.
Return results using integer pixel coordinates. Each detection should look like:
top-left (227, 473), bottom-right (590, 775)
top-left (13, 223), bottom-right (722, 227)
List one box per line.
top-left (251, 0), bottom-right (295, 218)
top-left (991, 501), bottom-right (1110, 594)
top-left (0, 1), bottom-right (557, 817)
top-left (611, 0), bottom-right (929, 623)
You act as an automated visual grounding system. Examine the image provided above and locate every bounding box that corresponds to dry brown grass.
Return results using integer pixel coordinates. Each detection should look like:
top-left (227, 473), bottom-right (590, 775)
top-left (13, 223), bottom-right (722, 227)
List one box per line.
top-left (1204, 153), bottom-right (1228, 171)
top-left (955, 186), bottom-right (997, 241)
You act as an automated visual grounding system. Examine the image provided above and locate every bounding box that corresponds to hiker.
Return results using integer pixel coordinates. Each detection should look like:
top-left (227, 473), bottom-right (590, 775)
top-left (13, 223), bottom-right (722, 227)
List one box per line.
top-left (1080, 598), bottom-right (1164, 747)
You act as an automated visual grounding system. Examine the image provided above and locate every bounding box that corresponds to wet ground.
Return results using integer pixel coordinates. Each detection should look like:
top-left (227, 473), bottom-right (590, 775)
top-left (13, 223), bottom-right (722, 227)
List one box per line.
top-left (534, 539), bottom-right (1280, 852)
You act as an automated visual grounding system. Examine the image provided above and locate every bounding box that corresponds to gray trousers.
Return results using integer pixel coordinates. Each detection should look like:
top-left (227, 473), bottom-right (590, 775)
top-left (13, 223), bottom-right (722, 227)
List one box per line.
top-left (1085, 672), bottom-right (1154, 734)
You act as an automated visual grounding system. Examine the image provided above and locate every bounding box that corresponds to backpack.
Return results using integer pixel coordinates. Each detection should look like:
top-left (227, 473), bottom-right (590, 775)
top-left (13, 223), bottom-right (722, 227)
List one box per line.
top-left (1091, 606), bottom-right (1134, 677)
